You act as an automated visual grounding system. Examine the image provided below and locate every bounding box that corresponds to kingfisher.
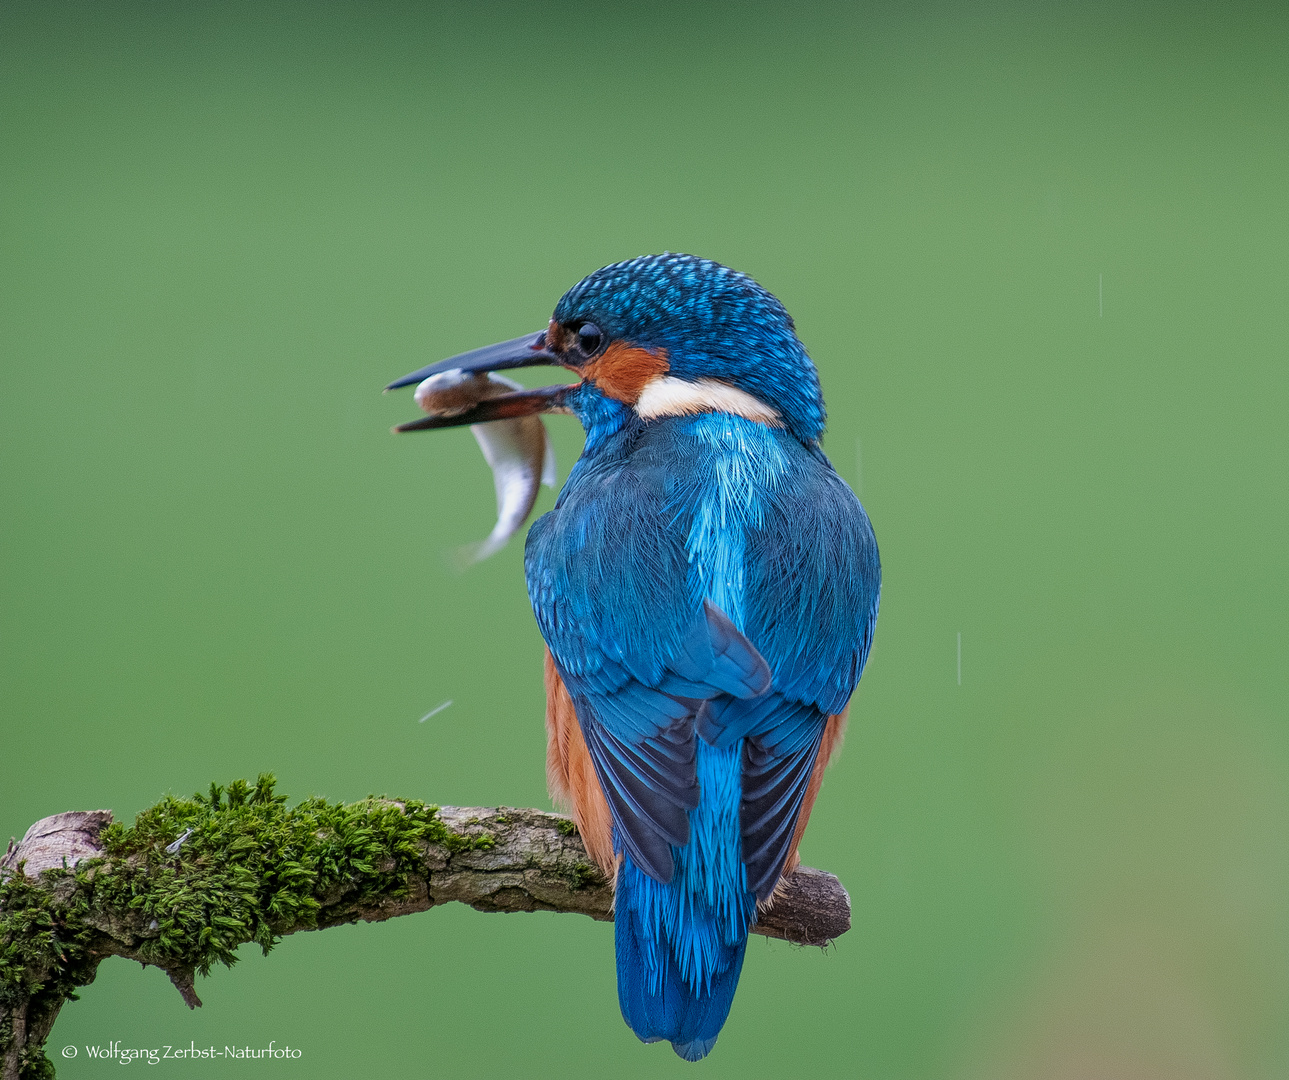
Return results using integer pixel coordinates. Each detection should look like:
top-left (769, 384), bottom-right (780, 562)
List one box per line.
top-left (388, 254), bottom-right (880, 1060)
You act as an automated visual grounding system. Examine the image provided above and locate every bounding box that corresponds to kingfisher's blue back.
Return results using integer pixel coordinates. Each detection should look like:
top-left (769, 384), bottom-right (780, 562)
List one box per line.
top-left (389, 253), bottom-right (880, 1060)
top-left (527, 401), bottom-right (877, 1058)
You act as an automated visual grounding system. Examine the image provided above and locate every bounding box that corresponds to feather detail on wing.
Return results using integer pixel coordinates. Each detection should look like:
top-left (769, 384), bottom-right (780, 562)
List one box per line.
top-left (716, 452), bottom-right (877, 899)
top-left (772, 706), bottom-right (848, 890)
top-left (550, 601), bottom-right (771, 885)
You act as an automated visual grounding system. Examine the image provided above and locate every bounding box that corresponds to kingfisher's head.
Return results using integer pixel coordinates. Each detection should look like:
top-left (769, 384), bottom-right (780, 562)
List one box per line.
top-left (388, 253), bottom-right (826, 444)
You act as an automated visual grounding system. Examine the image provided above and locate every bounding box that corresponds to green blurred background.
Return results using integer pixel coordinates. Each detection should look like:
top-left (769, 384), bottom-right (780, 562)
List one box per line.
top-left (3, 2), bottom-right (1287, 1076)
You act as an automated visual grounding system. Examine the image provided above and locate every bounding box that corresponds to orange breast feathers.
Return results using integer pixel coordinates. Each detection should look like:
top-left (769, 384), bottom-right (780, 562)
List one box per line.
top-left (544, 649), bottom-right (616, 876)
top-left (543, 648), bottom-right (849, 892)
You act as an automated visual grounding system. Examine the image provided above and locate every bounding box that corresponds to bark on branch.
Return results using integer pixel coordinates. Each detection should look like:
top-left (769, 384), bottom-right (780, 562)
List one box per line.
top-left (0, 785), bottom-right (849, 1080)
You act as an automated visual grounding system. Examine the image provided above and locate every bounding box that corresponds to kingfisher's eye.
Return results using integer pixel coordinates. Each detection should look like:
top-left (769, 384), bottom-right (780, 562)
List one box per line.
top-left (576, 323), bottom-right (603, 355)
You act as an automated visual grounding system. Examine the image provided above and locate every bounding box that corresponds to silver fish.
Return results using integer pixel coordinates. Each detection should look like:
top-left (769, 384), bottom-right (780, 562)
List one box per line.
top-left (414, 369), bottom-right (556, 563)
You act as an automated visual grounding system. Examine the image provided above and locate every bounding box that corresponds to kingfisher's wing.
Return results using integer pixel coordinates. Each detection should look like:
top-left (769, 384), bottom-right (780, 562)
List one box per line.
top-left (698, 456), bottom-right (881, 897)
top-left (526, 464), bottom-right (771, 883)
top-left (527, 436), bottom-right (878, 897)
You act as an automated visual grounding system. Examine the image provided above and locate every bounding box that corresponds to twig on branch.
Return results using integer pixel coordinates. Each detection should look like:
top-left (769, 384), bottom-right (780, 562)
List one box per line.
top-left (0, 777), bottom-right (849, 1080)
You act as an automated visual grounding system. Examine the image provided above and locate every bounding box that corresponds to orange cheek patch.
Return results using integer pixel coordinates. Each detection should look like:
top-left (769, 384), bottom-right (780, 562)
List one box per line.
top-left (584, 342), bottom-right (669, 404)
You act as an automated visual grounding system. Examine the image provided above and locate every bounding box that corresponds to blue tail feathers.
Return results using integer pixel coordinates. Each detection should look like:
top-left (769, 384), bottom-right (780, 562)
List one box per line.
top-left (616, 857), bottom-right (749, 1060)
top-left (613, 739), bottom-right (756, 1061)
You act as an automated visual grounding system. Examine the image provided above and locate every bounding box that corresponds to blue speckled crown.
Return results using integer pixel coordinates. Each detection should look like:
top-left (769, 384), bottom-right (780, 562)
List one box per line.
top-left (553, 254), bottom-right (826, 442)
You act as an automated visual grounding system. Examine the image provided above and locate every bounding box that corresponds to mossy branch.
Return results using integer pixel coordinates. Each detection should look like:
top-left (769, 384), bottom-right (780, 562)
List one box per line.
top-left (0, 775), bottom-right (849, 1080)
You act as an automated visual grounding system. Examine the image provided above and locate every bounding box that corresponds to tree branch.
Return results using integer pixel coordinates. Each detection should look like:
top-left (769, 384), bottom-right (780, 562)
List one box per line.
top-left (0, 777), bottom-right (849, 1079)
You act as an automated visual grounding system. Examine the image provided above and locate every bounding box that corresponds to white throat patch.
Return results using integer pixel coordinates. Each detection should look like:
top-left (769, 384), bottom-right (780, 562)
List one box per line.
top-left (634, 376), bottom-right (782, 426)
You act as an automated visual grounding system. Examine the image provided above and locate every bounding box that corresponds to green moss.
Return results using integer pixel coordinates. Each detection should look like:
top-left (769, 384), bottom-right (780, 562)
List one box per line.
top-left (1, 774), bottom-right (493, 1076)
top-left (1, 867), bottom-right (98, 1078)
top-left (555, 818), bottom-right (579, 837)
top-left (570, 863), bottom-right (601, 890)
top-left (89, 774), bottom-right (494, 973)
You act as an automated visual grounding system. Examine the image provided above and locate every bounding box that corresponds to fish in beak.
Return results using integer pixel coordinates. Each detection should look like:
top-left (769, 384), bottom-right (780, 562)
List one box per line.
top-left (387, 331), bottom-right (572, 563)
top-left (386, 329), bottom-right (571, 431)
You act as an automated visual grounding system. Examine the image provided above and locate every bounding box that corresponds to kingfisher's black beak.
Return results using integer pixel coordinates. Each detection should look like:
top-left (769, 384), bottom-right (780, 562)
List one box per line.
top-left (393, 384), bottom-right (570, 432)
top-left (386, 327), bottom-right (573, 432)
top-left (384, 330), bottom-right (559, 391)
